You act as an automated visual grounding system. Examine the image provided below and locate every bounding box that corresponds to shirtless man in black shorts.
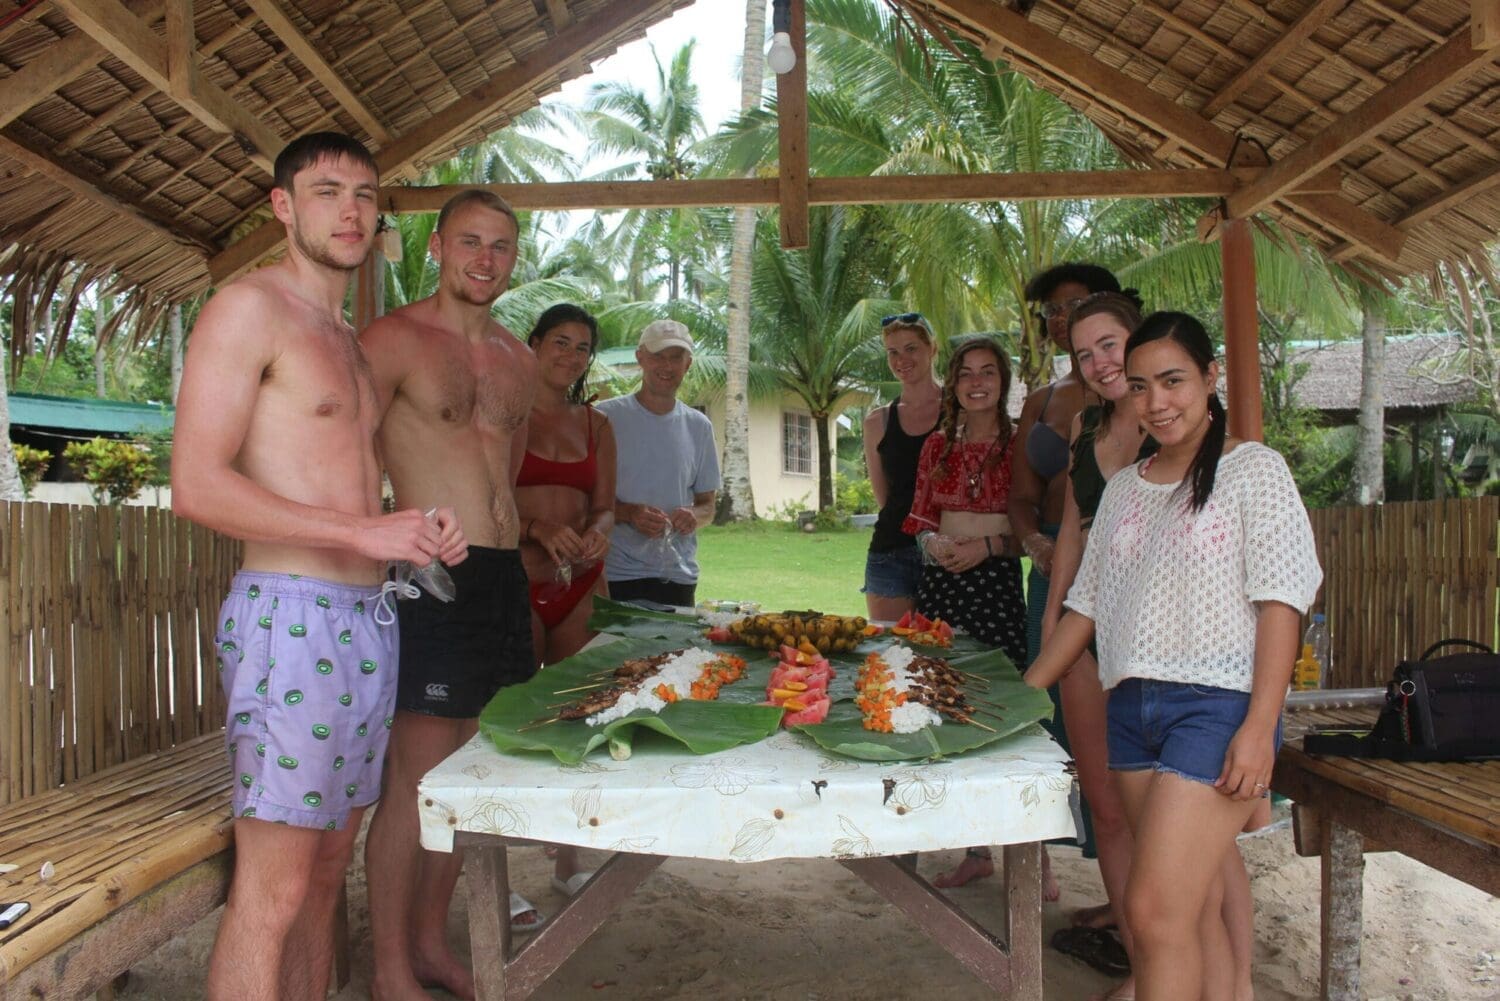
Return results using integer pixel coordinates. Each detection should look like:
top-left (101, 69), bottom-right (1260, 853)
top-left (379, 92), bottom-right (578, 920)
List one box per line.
top-left (172, 132), bottom-right (466, 1001)
top-left (361, 189), bottom-right (538, 1001)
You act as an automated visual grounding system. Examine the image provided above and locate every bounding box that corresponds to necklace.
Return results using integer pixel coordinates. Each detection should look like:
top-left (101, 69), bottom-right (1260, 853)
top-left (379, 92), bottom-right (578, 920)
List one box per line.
top-left (960, 427), bottom-right (1001, 500)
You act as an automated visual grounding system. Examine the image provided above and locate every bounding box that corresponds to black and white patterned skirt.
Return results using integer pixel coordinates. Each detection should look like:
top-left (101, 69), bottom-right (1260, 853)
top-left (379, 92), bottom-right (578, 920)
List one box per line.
top-left (915, 557), bottom-right (1027, 667)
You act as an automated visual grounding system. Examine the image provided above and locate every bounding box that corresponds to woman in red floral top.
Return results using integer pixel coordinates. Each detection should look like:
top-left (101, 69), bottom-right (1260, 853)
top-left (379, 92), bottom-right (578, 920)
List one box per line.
top-left (903, 335), bottom-right (1026, 663)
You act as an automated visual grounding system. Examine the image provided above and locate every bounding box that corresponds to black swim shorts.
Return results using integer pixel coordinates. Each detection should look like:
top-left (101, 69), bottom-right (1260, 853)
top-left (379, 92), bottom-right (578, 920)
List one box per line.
top-left (396, 546), bottom-right (535, 718)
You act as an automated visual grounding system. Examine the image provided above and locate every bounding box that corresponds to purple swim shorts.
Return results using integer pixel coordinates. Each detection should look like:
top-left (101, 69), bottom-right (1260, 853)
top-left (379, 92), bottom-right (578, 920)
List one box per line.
top-left (215, 572), bottom-right (399, 830)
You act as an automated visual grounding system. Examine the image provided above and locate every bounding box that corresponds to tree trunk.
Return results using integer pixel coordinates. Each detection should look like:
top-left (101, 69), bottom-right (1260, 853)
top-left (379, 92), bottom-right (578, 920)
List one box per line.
top-left (717, 0), bottom-right (766, 524)
top-left (0, 364), bottom-right (24, 502)
top-left (94, 293), bottom-right (111, 397)
top-left (1349, 297), bottom-right (1386, 505)
top-left (169, 304), bottom-right (185, 403)
top-left (814, 411), bottom-right (834, 510)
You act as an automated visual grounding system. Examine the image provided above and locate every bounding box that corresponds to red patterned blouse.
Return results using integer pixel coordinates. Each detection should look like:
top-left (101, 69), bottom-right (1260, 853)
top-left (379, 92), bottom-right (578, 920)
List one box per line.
top-left (902, 430), bottom-right (1016, 535)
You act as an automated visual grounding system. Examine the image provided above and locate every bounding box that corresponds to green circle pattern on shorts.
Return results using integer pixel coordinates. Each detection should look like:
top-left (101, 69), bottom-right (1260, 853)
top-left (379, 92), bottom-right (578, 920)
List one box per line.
top-left (216, 572), bottom-right (398, 832)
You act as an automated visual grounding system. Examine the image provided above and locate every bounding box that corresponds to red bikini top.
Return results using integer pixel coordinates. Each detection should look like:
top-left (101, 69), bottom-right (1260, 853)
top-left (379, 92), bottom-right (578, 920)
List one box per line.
top-left (516, 408), bottom-right (598, 493)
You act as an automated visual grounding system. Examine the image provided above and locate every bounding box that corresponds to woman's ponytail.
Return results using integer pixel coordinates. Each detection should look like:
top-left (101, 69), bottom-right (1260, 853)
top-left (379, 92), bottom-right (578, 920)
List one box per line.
top-left (1187, 393), bottom-right (1227, 512)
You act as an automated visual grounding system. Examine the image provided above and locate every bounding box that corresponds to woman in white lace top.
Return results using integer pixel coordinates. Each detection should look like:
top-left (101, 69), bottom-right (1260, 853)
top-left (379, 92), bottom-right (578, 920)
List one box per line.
top-left (1026, 312), bottom-right (1322, 1000)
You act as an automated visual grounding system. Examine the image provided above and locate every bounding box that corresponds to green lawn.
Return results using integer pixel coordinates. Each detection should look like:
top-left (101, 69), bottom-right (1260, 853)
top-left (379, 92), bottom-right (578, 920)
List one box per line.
top-left (694, 521), bottom-right (1034, 617)
top-left (695, 521), bottom-right (871, 615)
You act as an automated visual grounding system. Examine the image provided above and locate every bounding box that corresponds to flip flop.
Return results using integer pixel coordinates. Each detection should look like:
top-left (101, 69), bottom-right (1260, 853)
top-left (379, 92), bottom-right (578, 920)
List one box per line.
top-left (551, 871), bottom-right (595, 897)
top-left (509, 892), bottom-right (546, 935)
top-left (1050, 925), bottom-right (1130, 977)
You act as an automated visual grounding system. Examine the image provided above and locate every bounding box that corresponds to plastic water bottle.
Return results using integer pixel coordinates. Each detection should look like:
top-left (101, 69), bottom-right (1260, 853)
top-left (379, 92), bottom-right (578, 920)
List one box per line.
top-left (1298, 614), bottom-right (1331, 689)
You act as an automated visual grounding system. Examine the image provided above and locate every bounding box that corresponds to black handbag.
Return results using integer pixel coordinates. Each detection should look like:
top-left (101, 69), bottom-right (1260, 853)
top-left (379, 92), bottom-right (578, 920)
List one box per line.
top-left (1304, 639), bottom-right (1500, 762)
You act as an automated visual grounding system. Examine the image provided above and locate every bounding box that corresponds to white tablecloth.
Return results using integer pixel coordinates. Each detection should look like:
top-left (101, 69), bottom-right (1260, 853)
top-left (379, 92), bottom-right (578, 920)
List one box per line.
top-left (419, 724), bottom-right (1076, 863)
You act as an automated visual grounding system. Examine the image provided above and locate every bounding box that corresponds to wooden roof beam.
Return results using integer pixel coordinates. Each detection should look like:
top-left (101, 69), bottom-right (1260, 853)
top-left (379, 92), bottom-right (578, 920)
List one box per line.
top-left (1201, 0), bottom-right (1346, 119)
top-left (242, 0), bottom-right (393, 144)
top-left (920, 0), bottom-right (1408, 264)
top-left (777, 0), bottom-right (809, 249)
top-left (1477, 1), bottom-right (1500, 48)
top-left (1226, 30), bottom-right (1500, 219)
top-left (51, 0), bottom-right (283, 173)
top-left (208, 0), bottom-right (674, 283)
top-left (374, 168), bottom-right (1345, 213)
top-left (0, 0), bottom-right (162, 130)
top-left (0, 134), bottom-right (211, 254)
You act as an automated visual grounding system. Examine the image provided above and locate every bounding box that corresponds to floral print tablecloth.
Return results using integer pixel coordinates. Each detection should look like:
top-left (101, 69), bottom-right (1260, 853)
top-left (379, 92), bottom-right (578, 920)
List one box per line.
top-left (418, 724), bottom-right (1075, 862)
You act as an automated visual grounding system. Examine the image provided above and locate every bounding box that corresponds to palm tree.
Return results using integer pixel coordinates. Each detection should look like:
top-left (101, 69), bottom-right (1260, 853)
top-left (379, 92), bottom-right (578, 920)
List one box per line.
top-left (578, 42), bottom-right (727, 302)
top-left (719, 0), bottom-right (768, 522)
top-left (748, 205), bottom-right (900, 509)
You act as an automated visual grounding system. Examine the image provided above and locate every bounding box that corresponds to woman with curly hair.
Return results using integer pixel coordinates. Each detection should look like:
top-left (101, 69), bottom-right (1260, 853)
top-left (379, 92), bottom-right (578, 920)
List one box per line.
top-left (903, 334), bottom-right (1027, 662)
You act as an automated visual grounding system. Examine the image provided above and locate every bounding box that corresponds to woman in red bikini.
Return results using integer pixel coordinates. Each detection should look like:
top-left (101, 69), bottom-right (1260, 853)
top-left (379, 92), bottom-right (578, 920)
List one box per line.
top-left (518, 303), bottom-right (617, 666)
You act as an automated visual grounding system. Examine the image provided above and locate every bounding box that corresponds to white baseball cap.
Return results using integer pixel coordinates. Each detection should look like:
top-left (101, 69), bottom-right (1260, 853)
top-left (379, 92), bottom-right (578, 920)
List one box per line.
top-left (637, 319), bottom-right (695, 355)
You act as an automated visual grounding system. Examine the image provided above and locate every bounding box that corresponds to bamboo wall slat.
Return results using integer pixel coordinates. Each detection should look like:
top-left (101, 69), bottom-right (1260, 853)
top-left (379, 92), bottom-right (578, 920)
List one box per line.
top-left (1309, 497), bottom-right (1500, 689)
top-left (0, 502), bottom-right (239, 807)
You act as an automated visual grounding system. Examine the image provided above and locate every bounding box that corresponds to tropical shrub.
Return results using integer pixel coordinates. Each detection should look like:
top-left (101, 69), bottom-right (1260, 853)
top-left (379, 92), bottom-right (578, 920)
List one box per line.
top-left (14, 444), bottom-right (51, 498)
top-left (62, 437), bottom-right (154, 505)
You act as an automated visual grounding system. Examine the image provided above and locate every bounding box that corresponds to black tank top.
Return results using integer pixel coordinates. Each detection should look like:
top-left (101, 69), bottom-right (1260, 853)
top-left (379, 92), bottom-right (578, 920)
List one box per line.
top-left (870, 396), bottom-right (938, 553)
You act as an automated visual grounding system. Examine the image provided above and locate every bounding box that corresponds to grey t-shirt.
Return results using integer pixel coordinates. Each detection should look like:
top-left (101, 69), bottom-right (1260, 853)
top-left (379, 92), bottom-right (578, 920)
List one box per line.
top-left (597, 393), bottom-right (721, 585)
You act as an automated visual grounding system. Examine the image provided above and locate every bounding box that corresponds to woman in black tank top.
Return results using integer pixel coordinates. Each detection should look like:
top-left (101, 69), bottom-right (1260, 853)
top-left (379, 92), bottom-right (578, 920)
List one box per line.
top-left (861, 315), bottom-right (940, 620)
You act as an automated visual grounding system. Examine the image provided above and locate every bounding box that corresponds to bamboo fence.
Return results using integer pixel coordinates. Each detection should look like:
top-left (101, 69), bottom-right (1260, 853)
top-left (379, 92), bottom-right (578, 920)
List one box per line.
top-left (0, 502), bottom-right (240, 807)
top-left (1309, 497), bottom-right (1500, 689)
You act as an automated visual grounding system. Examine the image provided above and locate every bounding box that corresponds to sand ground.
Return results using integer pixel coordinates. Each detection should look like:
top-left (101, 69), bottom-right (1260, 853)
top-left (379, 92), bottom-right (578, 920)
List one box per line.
top-left (118, 805), bottom-right (1499, 1000)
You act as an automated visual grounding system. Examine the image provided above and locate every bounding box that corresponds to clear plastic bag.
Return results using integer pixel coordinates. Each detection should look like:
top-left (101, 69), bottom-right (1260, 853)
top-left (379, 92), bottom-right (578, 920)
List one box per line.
top-left (652, 523), bottom-right (694, 579)
top-left (390, 557), bottom-right (455, 602)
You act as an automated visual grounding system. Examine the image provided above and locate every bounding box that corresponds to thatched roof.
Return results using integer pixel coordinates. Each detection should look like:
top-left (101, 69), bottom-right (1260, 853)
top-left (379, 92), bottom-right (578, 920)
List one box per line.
top-left (897, 1), bottom-right (1500, 284)
top-left (0, 0), bottom-right (690, 348)
top-left (1288, 333), bottom-right (1479, 419)
top-left (8, 0), bottom-right (1500, 354)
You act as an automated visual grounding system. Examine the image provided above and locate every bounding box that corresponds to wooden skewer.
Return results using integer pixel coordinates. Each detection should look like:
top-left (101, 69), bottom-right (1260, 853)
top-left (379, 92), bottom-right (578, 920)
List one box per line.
top-left (554, 682), bottom-right (609, 694)
top-left (517, 717), bottom-right (562, 731)
top-left (953, 713), bottom-right (996, 732)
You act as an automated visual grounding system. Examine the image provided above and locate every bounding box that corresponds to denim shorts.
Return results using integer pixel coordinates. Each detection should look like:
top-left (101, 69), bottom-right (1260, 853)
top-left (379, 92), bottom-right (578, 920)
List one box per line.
top-left (1106, 678), bottom-right (1282, 788)
top-left (862, 546), bottom-right (924, 599)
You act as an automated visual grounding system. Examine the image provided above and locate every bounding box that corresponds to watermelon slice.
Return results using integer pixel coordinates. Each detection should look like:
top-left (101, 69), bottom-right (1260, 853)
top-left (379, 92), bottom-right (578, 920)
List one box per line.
top-left (781, 694), bottom-right (831, 726)
top-left (705, 626), bottom-right (733, 643)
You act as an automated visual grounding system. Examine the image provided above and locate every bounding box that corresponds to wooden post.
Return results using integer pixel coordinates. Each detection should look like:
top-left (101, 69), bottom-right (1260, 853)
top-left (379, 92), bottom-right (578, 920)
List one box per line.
top-left (1320, 820), bottom-right (1364, 1000)
top-left (351, 249), bottom-right (383, 331)
top-left (775, 0), bottom-right (809, 249)
top-left (1220, 216), bottom-right (1264, 441)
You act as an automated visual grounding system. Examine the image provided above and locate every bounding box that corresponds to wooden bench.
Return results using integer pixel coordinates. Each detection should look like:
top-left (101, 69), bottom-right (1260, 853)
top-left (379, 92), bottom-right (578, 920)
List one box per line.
top-left (1273, 708), bottom-right (1500, 1001)
top-left (0, 733), bottom-right (234, 999)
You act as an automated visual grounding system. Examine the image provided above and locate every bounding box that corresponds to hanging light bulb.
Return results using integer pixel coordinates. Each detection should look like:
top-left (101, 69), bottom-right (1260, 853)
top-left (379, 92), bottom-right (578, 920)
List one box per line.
top-left (767, 0), bottom-right (796, 75)
top-left (378, 216), bottom-right (403, 263)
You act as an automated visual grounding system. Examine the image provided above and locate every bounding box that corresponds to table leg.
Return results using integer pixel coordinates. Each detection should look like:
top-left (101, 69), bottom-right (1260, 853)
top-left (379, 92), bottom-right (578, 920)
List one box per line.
top-left (1003, 842), bottom-right (1043, 1001)
top-left (463, 839), bottom-right (512, 1001)
top-left (1319, 820), bottom-right (1364, 1001)
top-left (840, 856), bottom-right (1015, 994)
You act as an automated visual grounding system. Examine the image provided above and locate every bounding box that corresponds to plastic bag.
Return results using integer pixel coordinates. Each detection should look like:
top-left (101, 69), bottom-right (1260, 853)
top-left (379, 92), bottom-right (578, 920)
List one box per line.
top-left (651, 523), bottom-right (694, 579)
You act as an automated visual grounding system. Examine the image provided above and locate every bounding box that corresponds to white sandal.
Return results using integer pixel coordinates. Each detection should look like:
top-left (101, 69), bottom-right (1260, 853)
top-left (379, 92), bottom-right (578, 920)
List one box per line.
top-left (509, 891), bottom-right (546, 934)
top-left (550, 871), bottom-right (595, 897)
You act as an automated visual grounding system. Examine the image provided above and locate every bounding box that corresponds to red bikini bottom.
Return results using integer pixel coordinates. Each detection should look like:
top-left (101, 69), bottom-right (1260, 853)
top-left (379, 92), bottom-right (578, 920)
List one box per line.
top-left (529, 561), bottom-right (605, 629)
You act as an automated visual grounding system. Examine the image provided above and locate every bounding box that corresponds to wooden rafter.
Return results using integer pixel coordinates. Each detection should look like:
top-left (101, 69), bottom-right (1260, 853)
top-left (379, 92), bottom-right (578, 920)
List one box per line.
top-left (1475, 1), bottom-right (1500, 48)
top-left (207, 0), bottom-right (675, 283)
top-left (0, 134), bottom-right (212, 253)
top-left (1201, 0), bottom-right (1345, 119)
top-left (777, 0), bottom-right (809, 249)
top-left (50, 0), bottom-right (284, 173)
top-left (918, 0), bottom-right (1408, 264)
top-left (0, 0), bottom-right (163, 131)
top-left (374, 168), bottom-right (1345, 213)
top-left (242, 0), bottom-right (392, 144)
top-left (1225, 30), bottom-right (1500, 219)
top-left (164, 0), bottom-right (192, 103)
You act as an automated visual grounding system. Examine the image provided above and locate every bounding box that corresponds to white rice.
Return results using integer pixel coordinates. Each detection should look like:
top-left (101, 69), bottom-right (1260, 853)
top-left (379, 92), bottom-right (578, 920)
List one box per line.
top-left (890, 701), bottom-right (944, 734)
top-left (586, 647), bottom-right (726, 726)
top-left (698, 610), bottom-right (746, 629)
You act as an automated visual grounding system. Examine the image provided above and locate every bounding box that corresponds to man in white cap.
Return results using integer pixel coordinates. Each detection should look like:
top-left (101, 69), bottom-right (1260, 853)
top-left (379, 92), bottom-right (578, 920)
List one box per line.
top-left (596, 319), bottom-right (720, 606)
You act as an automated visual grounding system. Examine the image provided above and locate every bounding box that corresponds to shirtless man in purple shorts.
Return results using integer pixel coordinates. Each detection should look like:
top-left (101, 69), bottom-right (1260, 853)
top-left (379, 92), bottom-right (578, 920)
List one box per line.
top-left (361, 189), bottom-right (538, 1001)
top-left (172, 132), bottom-right (467, 1001)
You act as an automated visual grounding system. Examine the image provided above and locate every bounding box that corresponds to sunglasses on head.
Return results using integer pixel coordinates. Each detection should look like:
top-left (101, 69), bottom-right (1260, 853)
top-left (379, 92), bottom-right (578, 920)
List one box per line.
top-left (881, 312), bottom-right (925, 327)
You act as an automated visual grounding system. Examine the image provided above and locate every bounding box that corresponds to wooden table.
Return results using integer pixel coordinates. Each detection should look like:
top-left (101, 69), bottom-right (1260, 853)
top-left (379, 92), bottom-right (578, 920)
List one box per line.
top-left (420, 727), bottom-right (1074, 1001)
top-left (1272, 709), bottom-right (1500, 1001)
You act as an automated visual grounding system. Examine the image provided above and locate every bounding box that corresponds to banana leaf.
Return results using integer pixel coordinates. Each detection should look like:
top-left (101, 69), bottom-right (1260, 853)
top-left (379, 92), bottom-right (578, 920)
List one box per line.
top-left (587, 597), bottom-right (709, 644)
top-left (478, 636), bottom-right (784, 765)
top-left (790, 647), bottom-right (1055, 762)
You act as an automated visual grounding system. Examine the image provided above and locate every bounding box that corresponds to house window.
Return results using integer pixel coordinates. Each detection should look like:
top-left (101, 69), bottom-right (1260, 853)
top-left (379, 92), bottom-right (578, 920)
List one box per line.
top-left (782, 411), bottom-right (813, 476)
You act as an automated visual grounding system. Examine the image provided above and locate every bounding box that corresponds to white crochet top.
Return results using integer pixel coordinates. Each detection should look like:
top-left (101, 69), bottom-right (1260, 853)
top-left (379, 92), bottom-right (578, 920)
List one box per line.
top-left (1064, 442), bottom-right (1323, 693)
